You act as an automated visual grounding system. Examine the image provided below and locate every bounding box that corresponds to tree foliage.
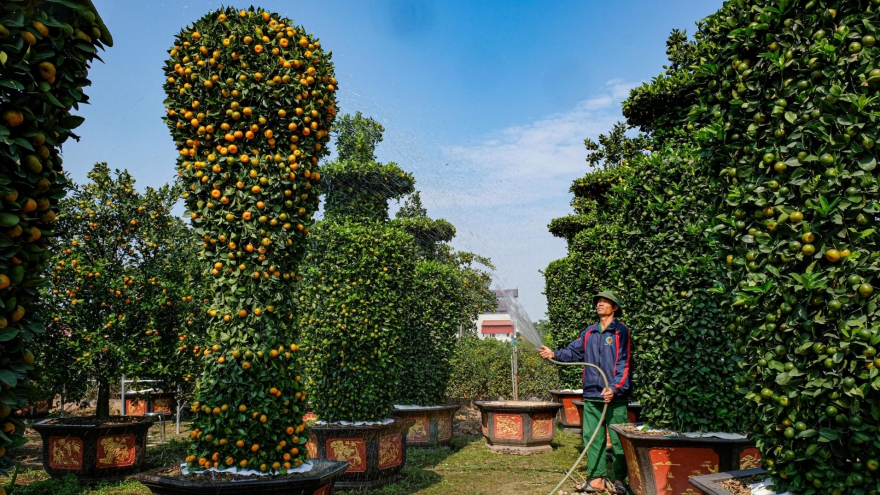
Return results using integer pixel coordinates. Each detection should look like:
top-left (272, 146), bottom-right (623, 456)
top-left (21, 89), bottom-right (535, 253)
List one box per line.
top-left (546, 140), bottom-right (743, 432)
top-left (163, 6), bottom-right (338, 473)
top-left (392, 192), bottom-right (495, 407)
top-left (299, 113), bottom-right (415, 422)
top-left (675, 1), bottom-right (880, 491)
top-left (41, 163), bottom-right (203, 415)
top-left (446, 333), bottom-right (560, 400)
top-left (552, 0), bottom-right (880, 490)
top-left (0, 0), bottom-right (111, 473)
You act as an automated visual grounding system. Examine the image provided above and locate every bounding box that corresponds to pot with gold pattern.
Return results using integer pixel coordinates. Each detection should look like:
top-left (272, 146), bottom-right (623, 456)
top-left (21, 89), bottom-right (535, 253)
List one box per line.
top-left (474, 401), bottom-right (562, 455)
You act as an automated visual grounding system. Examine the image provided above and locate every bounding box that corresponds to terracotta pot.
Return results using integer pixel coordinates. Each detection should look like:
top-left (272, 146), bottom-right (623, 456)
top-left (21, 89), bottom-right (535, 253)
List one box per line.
top-left (611, 424), bottom-right (762, 495)
top-left (392, 404), bottom-right (459, 448)
top-left (124, 396), bottom-right (149, 417)
top-left (688, 468), bottom-right (769, 495)
top-left (32, 416), bottom-right (154, 483)
top-left (548, 390), bottom-right (583, 433)
top-left (134, 459), bottom-right (349, 495)
top-left (307, 418), bottom-right (414, 490)
top-left (571, 401), bottom-right (645, 449)
top-left (474, 400), bottom-right (562, 455)
top-left (150, 394), bottom-right (175, 414)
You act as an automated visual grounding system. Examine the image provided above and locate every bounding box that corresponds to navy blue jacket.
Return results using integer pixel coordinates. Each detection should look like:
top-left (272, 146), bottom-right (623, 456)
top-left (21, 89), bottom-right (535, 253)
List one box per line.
top-left (553, 318), bottom-right (632, 400)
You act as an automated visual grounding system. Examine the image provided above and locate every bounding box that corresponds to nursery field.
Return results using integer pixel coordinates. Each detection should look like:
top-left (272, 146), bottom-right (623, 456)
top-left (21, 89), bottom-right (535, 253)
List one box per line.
top-left (2, 419), bottom-right (591, 495)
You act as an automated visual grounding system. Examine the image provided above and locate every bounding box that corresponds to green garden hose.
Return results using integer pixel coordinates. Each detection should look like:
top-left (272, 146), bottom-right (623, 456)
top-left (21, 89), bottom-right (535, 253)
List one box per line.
top-left (547, 359), bottom-right (610, 495)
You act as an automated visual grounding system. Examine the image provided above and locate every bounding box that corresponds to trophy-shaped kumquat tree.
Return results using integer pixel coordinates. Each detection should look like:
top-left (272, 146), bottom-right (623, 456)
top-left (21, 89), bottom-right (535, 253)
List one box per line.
top-left (162, 6), bottom-right (338, 473)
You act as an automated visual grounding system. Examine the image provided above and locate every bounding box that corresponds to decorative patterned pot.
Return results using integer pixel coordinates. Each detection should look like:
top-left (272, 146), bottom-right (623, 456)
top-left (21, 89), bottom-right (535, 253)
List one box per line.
top-left (150, 394), bottom-right (176, 414)
top-left (307, 418), bottom-right (414, 490)
top-left (548, 390), bottom-right (583, 433)
top-left (392, 404), bottom-right (460, 448)
top-left (474, 401), bottom-right (562, 455)
top-left (688, 468), bottom-right (769, 495)
top-left (611, 424), bottom-right (762, 495)
top-left (134, 459), bottom-right (350, 495)
top-left (32, 416), bottom-right (154, 483)
top-left (124, 396), bottom-right (149, 416)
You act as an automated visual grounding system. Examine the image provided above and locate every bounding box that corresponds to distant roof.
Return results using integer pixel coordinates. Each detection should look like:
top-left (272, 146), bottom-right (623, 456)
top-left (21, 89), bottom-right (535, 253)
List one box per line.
top-left (491, 288), bottom-right (518, 313)
top-left (481, 319), bottom-right (514, 335)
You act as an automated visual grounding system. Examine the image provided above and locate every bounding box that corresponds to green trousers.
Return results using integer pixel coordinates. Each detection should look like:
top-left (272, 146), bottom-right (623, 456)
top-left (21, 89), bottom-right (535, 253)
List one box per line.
top-left (582, 399), bottom-right (628, 480)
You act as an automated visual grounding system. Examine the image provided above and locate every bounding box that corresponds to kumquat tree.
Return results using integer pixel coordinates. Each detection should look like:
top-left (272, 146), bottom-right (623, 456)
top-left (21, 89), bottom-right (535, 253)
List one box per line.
top-left (299, 112), bottom-right (417, 422)
top-left (43, 163), bottom-right (202, 417)
top-left (163, 6), bottom-right (338, 473)
top-left (0, 0), bottom-right (111, 473)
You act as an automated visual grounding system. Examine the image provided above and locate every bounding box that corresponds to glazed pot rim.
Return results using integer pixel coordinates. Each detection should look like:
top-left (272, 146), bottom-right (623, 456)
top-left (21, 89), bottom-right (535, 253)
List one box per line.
top-left (134, 459), bottom-right (350, 488)
top-left (393, 404), bottom-right (461, 412)
top-left (474, 400), bottom-right (562, 410)
top-left (610, 423), bottom-right (754, 445)
top-left (309, 417), bottom-right (414, 432)
top-left (33, 415), bottom-right (155, 431)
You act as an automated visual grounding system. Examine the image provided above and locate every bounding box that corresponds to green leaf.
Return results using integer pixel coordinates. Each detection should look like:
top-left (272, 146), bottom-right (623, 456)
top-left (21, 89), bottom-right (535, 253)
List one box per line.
top-left (0, 79), bottom-right (24, 91)
top-left (818, 428), bottom-right (839, 441)
top-left (0, 370), bottom-right (17, 388)
top-left (796, 429), bottom-right (818, 438)
top-left (859, 155), bottom-right (877, 171)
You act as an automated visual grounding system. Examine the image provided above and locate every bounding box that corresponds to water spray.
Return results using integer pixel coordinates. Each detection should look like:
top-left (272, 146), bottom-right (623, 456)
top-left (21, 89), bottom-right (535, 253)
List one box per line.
top-left (496, 292), bottom-right (613, 495)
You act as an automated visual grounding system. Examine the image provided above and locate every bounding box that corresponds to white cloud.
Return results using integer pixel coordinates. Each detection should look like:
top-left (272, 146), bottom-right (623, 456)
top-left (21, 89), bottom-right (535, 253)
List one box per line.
top-left (407, 79), bottom-right (640, 319)
top-left (434, 79), bottom-right (639, 210)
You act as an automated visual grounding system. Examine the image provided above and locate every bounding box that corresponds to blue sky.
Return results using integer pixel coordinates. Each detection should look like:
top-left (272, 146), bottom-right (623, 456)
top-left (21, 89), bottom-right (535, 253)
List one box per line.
top-left (65, 0), bottom-right (723, 320)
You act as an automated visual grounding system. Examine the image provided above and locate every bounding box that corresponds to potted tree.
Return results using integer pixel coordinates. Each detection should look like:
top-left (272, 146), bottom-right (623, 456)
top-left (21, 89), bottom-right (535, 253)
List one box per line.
top-left (0, 0), bottom-right (111, 477)
top-left (35, 164), bottom-right (197, 482)
top-left (392, 192), bottom-right (495, 448)
top-left (135, 7), bottom-right (349, 494)
top-left (545, 123), bottom-right (757, 492)
top-left (298, 113), bottom-right (417, 489)
top-left (676, 0), bottom-right (880, 492)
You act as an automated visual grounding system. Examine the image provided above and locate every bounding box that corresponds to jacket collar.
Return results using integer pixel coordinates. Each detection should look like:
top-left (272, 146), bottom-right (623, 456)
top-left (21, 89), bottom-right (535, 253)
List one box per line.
top-left (588, 318), bottom-right (620, 333)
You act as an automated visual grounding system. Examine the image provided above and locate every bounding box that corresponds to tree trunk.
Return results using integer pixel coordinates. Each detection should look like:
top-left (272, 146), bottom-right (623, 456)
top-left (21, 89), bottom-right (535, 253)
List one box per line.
top-left (96, 377), bottom-right (110, 417)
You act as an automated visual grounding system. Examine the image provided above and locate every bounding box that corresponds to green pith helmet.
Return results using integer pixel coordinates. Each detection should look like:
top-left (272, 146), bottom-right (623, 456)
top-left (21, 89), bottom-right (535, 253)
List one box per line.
top-left (593, 290), bottom-right (623, 317)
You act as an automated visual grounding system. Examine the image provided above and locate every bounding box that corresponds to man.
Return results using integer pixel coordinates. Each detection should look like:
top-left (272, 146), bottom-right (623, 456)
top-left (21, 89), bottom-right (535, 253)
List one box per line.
top-left (539, 290), bottom-right (631, 494)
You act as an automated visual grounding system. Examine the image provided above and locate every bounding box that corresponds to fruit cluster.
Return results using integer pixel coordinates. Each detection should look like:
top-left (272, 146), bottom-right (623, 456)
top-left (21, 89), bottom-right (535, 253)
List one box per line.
top-left (0, 0), bottom-right (110, 472)
top-left (162, 7), bottom-right (337, 473)
top-left (42, 163), bottom-right (204, 414)
top-left (679, 1), bottom-right (880, 491)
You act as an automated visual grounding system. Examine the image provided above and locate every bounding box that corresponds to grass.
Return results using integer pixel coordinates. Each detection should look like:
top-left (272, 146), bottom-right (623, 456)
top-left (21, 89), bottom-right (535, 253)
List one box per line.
top-left (1, 428), bottom-right (597, 495)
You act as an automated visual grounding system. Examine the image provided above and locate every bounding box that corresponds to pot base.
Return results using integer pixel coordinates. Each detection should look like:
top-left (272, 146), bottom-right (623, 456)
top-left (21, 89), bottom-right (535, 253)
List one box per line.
top-left (134, 460), bottom-right (349, 495)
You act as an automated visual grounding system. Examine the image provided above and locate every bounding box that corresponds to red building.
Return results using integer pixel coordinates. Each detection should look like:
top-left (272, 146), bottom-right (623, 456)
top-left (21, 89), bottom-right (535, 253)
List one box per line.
top-left (476, 288), bottom-right (518, 341)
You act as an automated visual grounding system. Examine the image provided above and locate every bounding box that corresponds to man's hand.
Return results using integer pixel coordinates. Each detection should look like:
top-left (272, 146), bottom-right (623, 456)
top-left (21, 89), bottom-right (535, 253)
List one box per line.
top-left (538, 346), bottom-right (555, 360)
top-left (602, 388), bottom-right (614, 403)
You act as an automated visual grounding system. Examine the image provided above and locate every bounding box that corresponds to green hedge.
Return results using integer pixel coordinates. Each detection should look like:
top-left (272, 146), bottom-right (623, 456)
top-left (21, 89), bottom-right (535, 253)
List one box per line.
top-left (546, 135), bottom-right (744, 432)
top-left (446, 333), bottom-right (560, 401)
top-left (299, 113), bottom-right (416, 422)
